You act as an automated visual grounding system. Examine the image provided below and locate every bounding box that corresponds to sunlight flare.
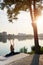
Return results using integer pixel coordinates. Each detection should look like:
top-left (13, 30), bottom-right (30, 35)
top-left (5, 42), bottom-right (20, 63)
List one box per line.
top-left (36, 15), bottom-right (43, 33)
top-left (37, 15), bottom-right (43, 27)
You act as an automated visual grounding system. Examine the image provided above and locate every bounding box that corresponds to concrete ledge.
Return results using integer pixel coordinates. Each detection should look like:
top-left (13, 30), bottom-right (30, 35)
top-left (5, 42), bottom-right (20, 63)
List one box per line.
top-left (2, 53), bottom-right (29, 65)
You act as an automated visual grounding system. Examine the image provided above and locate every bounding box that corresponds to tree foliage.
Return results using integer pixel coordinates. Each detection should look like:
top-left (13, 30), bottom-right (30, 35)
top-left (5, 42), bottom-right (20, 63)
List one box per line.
top-left (0, 0), bottom-right (43, 22)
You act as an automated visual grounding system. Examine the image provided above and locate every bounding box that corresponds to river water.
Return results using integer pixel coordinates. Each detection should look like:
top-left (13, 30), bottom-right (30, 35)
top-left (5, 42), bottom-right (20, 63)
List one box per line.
top-left (0, 39), bottom-right (43, 56)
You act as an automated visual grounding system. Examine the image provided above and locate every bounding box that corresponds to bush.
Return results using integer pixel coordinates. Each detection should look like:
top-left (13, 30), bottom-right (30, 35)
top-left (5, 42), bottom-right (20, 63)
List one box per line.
top-left (27, 51), bottom-right (35, 54)
top-left (31, 46), bottom-right (35, 51)
top-left (20, 47), bottom-right (27, 53)
top-left (31, 46), bottom-right (43, 54)
top-left (40, 47), bottom-right (43, 54)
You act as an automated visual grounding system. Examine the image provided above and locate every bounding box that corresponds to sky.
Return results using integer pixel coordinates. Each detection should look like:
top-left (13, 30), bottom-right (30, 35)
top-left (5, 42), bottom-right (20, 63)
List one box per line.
top-left (0, 8), bottom-right (43, 35)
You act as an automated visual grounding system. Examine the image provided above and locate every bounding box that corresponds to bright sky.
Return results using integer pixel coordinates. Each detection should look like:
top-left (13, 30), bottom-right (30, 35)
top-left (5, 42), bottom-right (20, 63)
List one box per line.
top-left (0, 8), bottom-right (43, 35)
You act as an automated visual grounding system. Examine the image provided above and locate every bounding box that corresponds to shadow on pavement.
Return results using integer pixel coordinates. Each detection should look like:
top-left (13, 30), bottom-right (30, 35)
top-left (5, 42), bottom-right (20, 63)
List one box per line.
top-left (30, 54), bottom-right (40, 65)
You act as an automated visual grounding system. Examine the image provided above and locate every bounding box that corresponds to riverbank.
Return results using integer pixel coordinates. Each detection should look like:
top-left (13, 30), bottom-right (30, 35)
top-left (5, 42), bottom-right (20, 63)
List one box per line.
top-left (0, 53), bottom-right (29, 65)
top-left (0, 53), bottom-right (43, 65)
top-left (6, 54), bottom-right (43, 65)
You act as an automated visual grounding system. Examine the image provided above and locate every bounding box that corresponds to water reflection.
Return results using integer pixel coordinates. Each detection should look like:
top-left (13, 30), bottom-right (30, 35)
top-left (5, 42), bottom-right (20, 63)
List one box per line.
top-left (0, 40), bottom-right (10, 56)
top-left (0, 38), bottom-right (43, 56)
top-left (0, 32), bottom-right (43, 56)
top-left (0, 32), bottom-right (34, 56)
top-left (0, 32), bottom-right (43, 43)
top-left (0, 39), bottom-right (34, 56)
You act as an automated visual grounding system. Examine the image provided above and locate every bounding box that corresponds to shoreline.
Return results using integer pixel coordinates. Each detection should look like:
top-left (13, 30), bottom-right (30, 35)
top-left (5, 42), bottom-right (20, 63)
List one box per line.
top-left (0, 53), bottom-right (29, 65)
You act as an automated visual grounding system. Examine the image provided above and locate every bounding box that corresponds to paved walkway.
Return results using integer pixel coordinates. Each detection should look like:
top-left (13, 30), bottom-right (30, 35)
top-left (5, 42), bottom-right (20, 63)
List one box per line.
top-left (0, 53), bottom-right (29, 65)
top-left (0, 53), bottom-right (43, 65)
top-left (6, 54), bottom-right (43, 65)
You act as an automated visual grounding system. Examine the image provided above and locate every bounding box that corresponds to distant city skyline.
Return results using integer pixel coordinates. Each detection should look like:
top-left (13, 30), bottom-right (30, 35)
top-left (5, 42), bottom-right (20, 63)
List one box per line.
top-left (0, 31), bottom-right (43, 43)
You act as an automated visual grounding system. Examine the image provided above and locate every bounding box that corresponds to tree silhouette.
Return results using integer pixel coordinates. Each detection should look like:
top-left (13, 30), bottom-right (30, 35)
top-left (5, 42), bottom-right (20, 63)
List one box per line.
top-left (0, 0), bottom-right (43, 53)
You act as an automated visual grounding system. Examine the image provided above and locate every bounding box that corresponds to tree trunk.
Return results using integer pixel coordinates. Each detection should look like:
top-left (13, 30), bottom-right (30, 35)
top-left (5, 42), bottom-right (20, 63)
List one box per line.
top-left (33, 0), bottom-right (40, 53)
top-left (32, 22), bottom-right (40, 53)
top-left (29, 0), bottom-right (40, 53)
